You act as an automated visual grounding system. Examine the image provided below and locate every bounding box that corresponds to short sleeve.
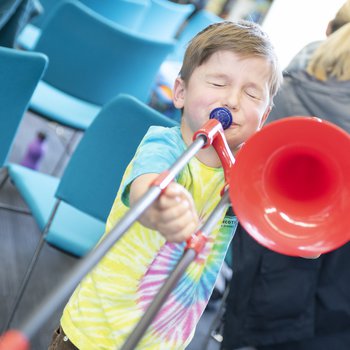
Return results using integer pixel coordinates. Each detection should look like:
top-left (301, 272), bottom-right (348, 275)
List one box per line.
top-left (121, 125), bottom-right (186, 206)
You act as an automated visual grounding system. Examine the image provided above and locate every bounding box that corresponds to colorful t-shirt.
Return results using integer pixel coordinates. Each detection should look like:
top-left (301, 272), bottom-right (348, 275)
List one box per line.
top-left (61, 126), bottom-right (237, 349)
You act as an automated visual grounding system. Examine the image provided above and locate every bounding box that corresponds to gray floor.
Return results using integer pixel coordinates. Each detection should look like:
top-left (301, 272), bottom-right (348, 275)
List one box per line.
top-left (0, 111), bottom-right (222, 350)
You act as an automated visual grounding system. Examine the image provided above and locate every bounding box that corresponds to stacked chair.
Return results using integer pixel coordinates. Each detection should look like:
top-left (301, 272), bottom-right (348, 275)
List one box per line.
top-left (22, 0), bottom-right (175, 132)
top-left (16, 0), bottom-right (151, 50)
top-left (136, 0), bottom-right (195, 40)
top-left (80, 0), bottom-right (150, 29)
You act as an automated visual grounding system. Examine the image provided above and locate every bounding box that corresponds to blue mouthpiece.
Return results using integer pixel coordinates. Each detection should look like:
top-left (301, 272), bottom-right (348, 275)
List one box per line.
top-left (209, 107), bottom-right (233, 130)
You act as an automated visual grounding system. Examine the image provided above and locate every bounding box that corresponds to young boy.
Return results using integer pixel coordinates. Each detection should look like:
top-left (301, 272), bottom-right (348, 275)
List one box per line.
top-left (49, 21), bottom-right (282, 350)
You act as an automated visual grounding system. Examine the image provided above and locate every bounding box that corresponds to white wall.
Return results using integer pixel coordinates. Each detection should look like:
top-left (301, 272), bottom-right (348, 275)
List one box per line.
top-left (262, 0), bottom-right (345, 69)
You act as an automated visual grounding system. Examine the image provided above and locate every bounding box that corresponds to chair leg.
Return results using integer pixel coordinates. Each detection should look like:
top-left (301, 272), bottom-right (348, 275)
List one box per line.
top-left (51, 129), bottom-right (81, 176)
top-left (0, 167), bottom-right (9, 190)
top-left (0, 168), bottom-right (31, 215)
top-left (0, 202), bottom-right (31, 215)
top-left (2, 200), bottom-right (61, 332)
top-left (203, 284), bottom-right (231, 349)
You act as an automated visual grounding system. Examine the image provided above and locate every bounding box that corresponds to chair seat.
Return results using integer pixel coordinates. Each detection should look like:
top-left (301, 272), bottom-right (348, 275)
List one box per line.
top-left (8, 163), bottom-right (105, 256)
top-left (16, 23), bottom-right (41, 50)
top-left (30, 81), bottom-right (101, 130)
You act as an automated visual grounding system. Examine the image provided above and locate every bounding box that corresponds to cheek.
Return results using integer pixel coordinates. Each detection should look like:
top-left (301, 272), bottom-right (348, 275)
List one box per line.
top-left (246, 104), bottom-right (268, 128)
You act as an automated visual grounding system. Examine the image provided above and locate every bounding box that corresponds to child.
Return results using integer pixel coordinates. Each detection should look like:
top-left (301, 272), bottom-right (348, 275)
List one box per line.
top-left (49, 21), bottom-right (282, 350)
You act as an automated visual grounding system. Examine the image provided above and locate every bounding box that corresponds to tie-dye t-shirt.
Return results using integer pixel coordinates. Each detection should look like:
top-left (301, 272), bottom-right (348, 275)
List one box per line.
top-left (61, 126), bottom-right (237, 350)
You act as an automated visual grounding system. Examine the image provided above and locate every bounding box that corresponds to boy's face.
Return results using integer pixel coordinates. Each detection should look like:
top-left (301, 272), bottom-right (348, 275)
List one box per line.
top-left (173, 50), bottom-right (272, 154)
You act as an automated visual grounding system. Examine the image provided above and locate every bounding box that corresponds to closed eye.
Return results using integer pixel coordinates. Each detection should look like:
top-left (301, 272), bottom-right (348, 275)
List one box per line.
top-left (209, 82), bottom-right (226, 87)
top-left (246, 92), bottom-right (258, 98)
top-left (245, 90), bottom-right (261, 100)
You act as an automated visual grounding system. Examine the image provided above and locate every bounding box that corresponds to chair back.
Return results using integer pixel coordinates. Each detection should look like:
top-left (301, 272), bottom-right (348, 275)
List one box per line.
top-left (32, 0), bottom-right (150, 31)
top-left (55, 94), bottom-right (178, 222)
top-left (137, 0), bottom-right (195, 40)
top-left (170, 9), bottom-right (223, 62)
top-left (79, 0), bottom-right (150, 30)
top-left (33, 0), bottom-right (175, 105)
top-left (0, 47), bottom-right (48, 166)
top-left (18, 0), bottom-right (151, 50)
top-left (31, 0), bottom-right (62, 28)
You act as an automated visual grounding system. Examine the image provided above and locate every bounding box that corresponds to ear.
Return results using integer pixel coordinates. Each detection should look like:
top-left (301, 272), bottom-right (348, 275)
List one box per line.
top-left (173, 77), bottom-right (186, 109)
top-left (259, 105), bottom-right (271, 128)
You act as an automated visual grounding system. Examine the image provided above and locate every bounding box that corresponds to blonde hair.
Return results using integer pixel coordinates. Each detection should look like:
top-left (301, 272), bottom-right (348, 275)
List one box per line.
top-left (329, 0), bottom-right (350, 32)
top-left (179, 21), bottom-right (283, 100)
top-left (306, 22), bottom-right (350, 81)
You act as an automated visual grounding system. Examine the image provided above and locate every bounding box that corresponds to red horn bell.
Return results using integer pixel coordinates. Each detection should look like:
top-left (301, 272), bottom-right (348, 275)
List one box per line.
top-left (229, 117), bottom-right (350, 257)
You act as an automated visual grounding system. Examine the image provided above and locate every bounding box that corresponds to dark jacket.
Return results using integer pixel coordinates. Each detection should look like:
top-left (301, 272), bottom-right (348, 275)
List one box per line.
top-left (222, 225), bottom-right (350, 349)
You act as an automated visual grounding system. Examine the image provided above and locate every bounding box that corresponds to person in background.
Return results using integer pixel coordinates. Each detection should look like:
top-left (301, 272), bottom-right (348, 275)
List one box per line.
top-left (48, 20), bottom-right (282, 350)
top-left (285, 0), bottom-right (350, 73)
top-left (221, 15), bottom-right (350, 350)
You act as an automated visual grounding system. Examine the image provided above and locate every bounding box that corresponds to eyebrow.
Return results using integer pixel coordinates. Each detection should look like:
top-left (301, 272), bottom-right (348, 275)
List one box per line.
top-left (205, 73), bottom-right (229, 80)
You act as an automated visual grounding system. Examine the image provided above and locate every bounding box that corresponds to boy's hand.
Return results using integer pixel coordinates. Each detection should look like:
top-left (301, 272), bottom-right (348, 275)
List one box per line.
top-left (130, 174), bottom-right (199, 242)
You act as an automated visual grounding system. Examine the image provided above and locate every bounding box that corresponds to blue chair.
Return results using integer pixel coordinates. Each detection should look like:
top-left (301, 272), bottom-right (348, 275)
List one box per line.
top-left (2, 93), bottom-right (178, 329)
top-left (16, 0), bottom-right (151, 50)
top-left (25, 0), bottom-right (175, 131)
top-left (0, 0), bottom-right (42, 47)
top-left (80, 0), bottom-right (150, 29)
top-left (0, 45), bottom-right (48, 173)
top-left (136, 0), bottom-right (195, 40)
top-left (168, 9), bottom-right (223, 63)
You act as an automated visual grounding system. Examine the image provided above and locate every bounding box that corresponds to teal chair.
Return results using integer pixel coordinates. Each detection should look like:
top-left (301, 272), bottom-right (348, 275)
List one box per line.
top-left (0, 45), bottom-right (47, 181)
top-left (168, 9), bottom-right (223, 63)
top-left (25, 0), bottom-right (175, 131)
top-left (0, 46), bottom-right (48, 166)
top-left (16, 0), bottom-right (151, 50)
top-left (80, 0), bottom-right (150, 28)
top-left (136, 0), bottom-right (195, 40)
top-left (2, 94), bottom-right (178, 329)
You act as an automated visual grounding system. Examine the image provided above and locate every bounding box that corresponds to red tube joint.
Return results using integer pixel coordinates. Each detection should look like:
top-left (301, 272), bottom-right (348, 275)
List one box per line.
top-left (186, 231), bottom-right (208, 254)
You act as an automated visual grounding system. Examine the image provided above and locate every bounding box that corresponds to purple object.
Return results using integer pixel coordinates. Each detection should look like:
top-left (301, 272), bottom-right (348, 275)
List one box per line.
top-left (20, 132), bottom-right (47, 170)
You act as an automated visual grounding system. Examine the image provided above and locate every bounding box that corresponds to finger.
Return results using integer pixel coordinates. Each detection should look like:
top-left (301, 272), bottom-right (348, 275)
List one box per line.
top-left (159, 183), bottom-right (195, 210)
top-left (161, 219), bottom-right (199, 243)
top-left (157, 193), bottom-right (182, 210)
top-left (158, 211), bottom-right (199, 242)
top-left (163, 182), bottom-right (188, 198)
top-left (158, 194), bottom-right (190, 215)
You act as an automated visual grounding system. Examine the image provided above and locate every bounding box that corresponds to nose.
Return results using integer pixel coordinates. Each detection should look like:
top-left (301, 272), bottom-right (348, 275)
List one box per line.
top-left (224, 89), bottom-right (240, 111)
